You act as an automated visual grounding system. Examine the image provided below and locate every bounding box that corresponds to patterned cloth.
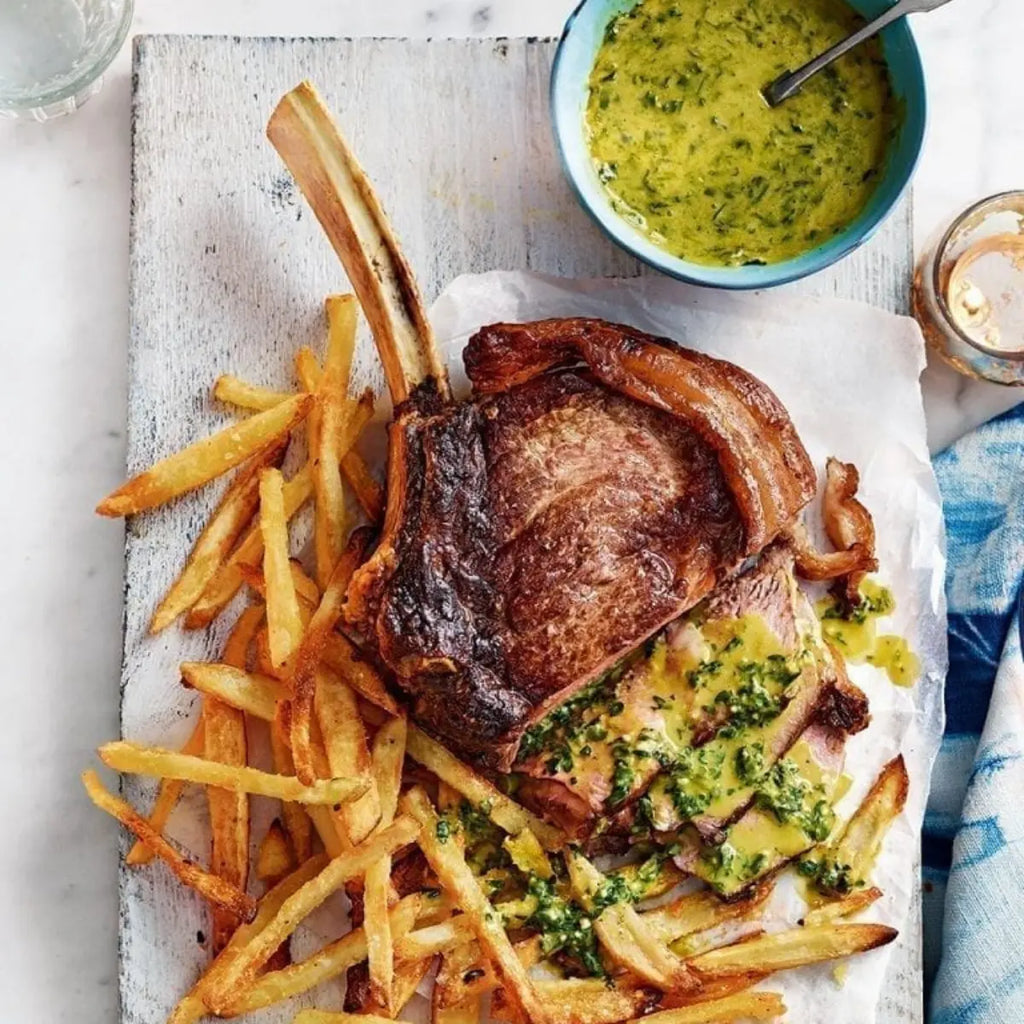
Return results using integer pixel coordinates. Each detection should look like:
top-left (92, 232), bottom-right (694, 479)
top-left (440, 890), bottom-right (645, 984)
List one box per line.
top-left (926, 402), bottom-right (1024, 1023)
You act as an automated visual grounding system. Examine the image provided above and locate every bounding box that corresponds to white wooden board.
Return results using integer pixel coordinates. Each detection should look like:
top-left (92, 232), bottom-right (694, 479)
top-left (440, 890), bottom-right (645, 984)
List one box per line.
top-left (123, 34), bottom-right (920, 1023)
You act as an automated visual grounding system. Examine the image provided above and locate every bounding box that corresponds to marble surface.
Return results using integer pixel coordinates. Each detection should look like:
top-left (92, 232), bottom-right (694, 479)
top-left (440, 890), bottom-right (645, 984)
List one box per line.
top-left (0, 2), bottom-right (1020, 1020)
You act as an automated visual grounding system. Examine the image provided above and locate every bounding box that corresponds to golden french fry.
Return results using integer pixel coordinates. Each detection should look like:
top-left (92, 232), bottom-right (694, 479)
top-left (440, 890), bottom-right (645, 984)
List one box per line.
top-left (240, 561), bottom-right (321, 610)
top-left (98, 394), bottom-right (312, 517)
top-left (314, 294), bottom-right (358, 586)
top-left (82, 770), bottom-right (256, 922)
top-left (257, 819), bottom-right (296, 884)
top-left (631, 991), bottom-right (786, 1024)
top-left (646, 883), bottom-right (773, 950)
top-left (290, 528), bottom-right (371, 784)
top-left (405, 726), bottom-right (564, 851)
top-left (181, 662), bottom-right (281, 722)
top-left (269, 704), bottom-right (315, 863)
top-left (343, 448), bottom-right (384, 522)
top-left (813, 755), bottom-right (909, 896)
top-left (804, 887), bottom-right (883, 927)
top-left (394, 915), bottom-right (474, 961)
top-left (150, 442), bottom-right (285, 632)
top-left (214, 375), bottom-right (294, 411)
top-left (568, 850), bottom-right (695, 993)
top-left (225, 894), bottom-right (426, 1016)
top-left (321, 632), bottom-right (400, 715)
top-left (186, 463), bottom-right (313, 629)
top-left (223, 603), bottom-right (266, 669)
top-left (687, 923), bottom-right (898, 979)
top-left (434, 941), bottom-right (483, 1024)
top-left (315, 667), bottom-right (379, 842)
top-left (205, 695), bottom-right (249, 952)
top-left (201, 816), bottom-right (420, 1013)
top-left (125, 715), bottom-right (204, 867)
top-left (98, 741), bottom-right (367, 805)
top-left (365, 714), bottom-right (408, 1011)
top-left (168, 853), bottom-right (330, 1024)
top-left (259, 468), bottom-right (304, 668)
top-left (208, 590), bottom-right (257, 951)
top-left (401, 787), bottom-right (549, 1024)
top-left (491, 977), bottom-right (657, 1024)
top-left (294, 1012), bottom-right (393, 1024)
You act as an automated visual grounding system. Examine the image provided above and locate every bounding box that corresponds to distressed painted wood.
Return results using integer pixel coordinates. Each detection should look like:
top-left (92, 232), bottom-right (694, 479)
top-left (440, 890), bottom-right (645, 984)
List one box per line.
top-left (123, 35), bottom-right (920, 1023)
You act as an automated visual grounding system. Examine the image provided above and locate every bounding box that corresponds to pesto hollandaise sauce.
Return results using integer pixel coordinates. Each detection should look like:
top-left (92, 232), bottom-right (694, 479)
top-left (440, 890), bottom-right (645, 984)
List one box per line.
top-left (818, 578), bottom-right (920, 687)
top-left (585, 0), bottom-right (900, 266)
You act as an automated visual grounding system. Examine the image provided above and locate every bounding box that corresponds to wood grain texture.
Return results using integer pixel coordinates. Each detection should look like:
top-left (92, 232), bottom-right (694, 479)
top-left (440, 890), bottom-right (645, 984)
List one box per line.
top-left (122, 35), bottom-right (919, 1023)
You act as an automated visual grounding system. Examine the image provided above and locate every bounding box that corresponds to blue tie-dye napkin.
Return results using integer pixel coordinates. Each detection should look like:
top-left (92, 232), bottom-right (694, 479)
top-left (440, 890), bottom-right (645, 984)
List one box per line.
top-left (926, 402), bottom-right (1024, 1023)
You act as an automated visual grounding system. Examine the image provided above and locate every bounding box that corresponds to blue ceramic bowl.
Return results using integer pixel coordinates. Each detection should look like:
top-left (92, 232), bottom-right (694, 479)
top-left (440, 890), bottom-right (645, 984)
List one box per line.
top-left (551, 0), bottom-right (927, 289)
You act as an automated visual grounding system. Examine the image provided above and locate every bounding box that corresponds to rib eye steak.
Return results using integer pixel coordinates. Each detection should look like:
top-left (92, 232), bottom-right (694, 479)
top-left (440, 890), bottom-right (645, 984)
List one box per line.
top-left (268, 85), bottom-right (823, 773)
top-left (344, 320), bottom-right (816, 768)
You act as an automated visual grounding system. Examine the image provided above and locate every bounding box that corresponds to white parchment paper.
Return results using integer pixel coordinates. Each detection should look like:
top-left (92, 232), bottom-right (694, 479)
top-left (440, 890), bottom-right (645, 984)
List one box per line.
top-left (427, 271), bottom-right (948, 1024)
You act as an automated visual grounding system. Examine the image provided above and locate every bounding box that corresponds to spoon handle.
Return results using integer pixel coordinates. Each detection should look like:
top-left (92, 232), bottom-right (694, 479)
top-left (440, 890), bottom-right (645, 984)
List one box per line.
top-left (765, 0), bottom-right (954, 106)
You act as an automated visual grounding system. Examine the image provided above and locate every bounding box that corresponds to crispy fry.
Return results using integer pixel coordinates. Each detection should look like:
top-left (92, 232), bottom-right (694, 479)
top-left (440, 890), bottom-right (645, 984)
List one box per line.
top-left (491, 977), bottom-right (659, 1024)
top-left (98, 740), bottom-right (367, 805)
top-left (298, 347), bottom-right (381, 521)
top-left (804, 887), bottom-right (883, 926)
top-left (224, 603), bottom-right (265, 668)
top-left (813, 755), bottom-right (909, 897)
top-left (644, 884), bottom-right (773, 949)
top-left (257, 819), bottom-right (295, 884)
top-left (225, 894), bottom-right (426, 1016)
top-left (200, 817), bottom-right (420, 1013)
top-left (401, 787), bottom-right (549, 1024)
top-left (365, 715), bottom-right (408, 1011)
top-left (182, 662), bottom-right (281, 721)
top-left (343, 448), bottom-right (385, 522)
top-left (82, 770), bottom-right (256, 922)
top-left (686, 923), bottom-right (897, 979)
top-left (151, 442), bottom-right (285, 632)
top-left (405, 726), bottom-right (564, 851)
top-left (435, 941), bottom-right (483, 1024)
top-left (291, 528), bottom-right (371, 783)
top-left (206, 603), bottom-right (256, 951)
top-left (186, 463), bottom-right (314, 629)
top-left (214, 375), bottom-right (294, 412)
top-left (270, 704), bottom-right (315, 863)
top-left (205, 695), bottom-right (249, 952)
top-left (125, 715), bottom-right (204, 867)
top-left (315, 666), bottom-right (380, 841)
top-left (168, 853), bottom-right (329, 1024)
top-left (259, 468), bottom-right (304, 668)
top-left (321, 632), bottom-right (399, 715)
top-left (98, 394), bottom-right (312, 517)
top-left (631, 991), bottom-right (786, 1023)
top-left (240, 561), bottom-right (320, 610)
top-left (568, 851), bottom-right (695, 993)
top-left (294, 1012), bottom-right (393, 1024)
top-left (314, 294), bottom-right (358, 586)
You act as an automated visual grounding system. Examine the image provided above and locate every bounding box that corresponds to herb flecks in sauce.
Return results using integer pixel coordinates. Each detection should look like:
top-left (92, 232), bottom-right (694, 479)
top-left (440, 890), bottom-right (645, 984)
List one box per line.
top-left (818, 578), bottom-right (920, 687)
top-left (585, 0), bottom-right (899, 267)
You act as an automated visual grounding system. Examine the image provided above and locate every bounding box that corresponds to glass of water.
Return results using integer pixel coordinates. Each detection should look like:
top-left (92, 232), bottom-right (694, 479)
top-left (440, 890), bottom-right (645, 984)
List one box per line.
top-left (0, 0), bottom-right (134, 120)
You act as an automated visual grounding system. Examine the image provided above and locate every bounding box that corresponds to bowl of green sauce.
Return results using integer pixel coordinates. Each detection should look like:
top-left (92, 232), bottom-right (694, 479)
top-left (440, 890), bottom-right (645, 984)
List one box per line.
top-left (551, 0), bottom-right (926, 288)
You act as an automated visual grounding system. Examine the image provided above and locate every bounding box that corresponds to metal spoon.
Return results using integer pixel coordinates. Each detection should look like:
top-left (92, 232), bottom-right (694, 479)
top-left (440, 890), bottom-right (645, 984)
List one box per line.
top-left (763, 0), bottom-right (955, 107)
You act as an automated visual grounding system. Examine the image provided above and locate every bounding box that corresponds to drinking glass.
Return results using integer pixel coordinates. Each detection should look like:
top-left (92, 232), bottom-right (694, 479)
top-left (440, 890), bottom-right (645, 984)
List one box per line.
top-left (0, 0), bottom-right (133, 120)
top-left (912, 192), bottom-right (1024, 386)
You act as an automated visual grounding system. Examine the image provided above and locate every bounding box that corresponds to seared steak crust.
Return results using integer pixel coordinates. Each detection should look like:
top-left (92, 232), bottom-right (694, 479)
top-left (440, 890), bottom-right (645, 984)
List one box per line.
top-left (346, 319), bottom-right (816, 768)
